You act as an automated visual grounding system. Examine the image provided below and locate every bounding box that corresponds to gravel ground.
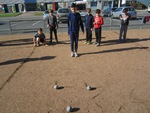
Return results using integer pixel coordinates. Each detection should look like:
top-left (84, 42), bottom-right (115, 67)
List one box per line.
top-left (0, 29), bottom-right (150, 113)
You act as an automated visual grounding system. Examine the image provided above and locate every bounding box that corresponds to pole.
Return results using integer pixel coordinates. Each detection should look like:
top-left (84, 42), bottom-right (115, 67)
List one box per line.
top-left (8, 21), bottom-right (12, 35)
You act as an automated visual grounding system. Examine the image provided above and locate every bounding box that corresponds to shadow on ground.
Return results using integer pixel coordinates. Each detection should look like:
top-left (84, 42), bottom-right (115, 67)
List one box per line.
top-left (0, 56), bottom-right (56, 66)
top-left (101, 37), bottom-right (150, 46)
top-left (0, 38), bottom-right (33, 46)
top-left (80, 47), bottom-right (149, 56)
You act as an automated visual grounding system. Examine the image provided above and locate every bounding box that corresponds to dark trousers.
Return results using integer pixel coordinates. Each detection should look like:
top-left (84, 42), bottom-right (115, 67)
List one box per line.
top-left (95, 27), bottom-right (102, 45)
top-left (119, 25), bottom-right (128, 42)
top-left (49, 27), bottom-right (58, 42)
top-left (70, 32), bottom-right (79, 52)
top-left (86, 28), bottom-right (92, 42)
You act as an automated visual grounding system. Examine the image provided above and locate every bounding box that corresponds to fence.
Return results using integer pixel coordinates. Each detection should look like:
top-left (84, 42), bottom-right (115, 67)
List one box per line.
top-left (0, 16), bottom-right (150, 35)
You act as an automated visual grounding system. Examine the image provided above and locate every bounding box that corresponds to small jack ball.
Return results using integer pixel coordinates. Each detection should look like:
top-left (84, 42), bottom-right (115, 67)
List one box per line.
top-left (54, 85), bottom-right (58, 89)
top-left (66, 106), bottom-right (72, 112)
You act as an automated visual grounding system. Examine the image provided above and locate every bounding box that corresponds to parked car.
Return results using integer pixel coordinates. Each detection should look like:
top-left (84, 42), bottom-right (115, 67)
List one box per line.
top-left (148, 4), bottom-right (150, 13)
top-left (79, 11), bottom-right (87, 21)
top-left (43, 10), bottom-right (57, 20)
top-left (57, 8), bottom-right (71, 23)
top-left (43, 10), bottom-right (49, 20)
top-left (112, 7), bottom-right (137, 19)
top-left (102, 7), bottom-right (117, 17)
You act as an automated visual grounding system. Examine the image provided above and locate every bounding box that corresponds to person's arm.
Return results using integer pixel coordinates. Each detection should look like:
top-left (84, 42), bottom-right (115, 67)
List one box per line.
top-left (120, 14), bottom-right (123, 20)
top-left (101, 17), bottom-right (104, 25)
top-left (91, 15), bottom-right (94, 29)
top-left (84, 15), bottom-right (86, 29)
top-left (55, 16), bottom-right (58, 29)
top-left (79, 14), bottom-right (84, 33)
top-left (46, 17), bottom-right (49, 28)
top-left (33, 33), bottom-right (38, 46)
top-left (67, 13), bottom-right (70, 34)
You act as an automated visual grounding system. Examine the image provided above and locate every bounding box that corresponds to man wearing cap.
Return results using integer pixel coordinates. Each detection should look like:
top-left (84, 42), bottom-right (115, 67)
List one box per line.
top-left (68, 3), bottom-right (84, 57)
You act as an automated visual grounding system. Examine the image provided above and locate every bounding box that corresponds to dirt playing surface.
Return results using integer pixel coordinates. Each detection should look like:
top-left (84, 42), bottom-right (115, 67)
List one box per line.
top-left (0, 29), bottom-right (150, 113)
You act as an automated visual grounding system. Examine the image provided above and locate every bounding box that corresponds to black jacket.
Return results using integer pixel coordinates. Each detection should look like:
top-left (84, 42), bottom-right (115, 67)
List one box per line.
top-left (84, 14), bottom-right (94, 28)
top-left (47, 15), bottom-right (58, 28)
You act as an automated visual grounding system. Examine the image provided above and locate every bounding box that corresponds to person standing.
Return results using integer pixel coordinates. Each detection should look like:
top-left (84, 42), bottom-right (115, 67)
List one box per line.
top-left (68, 3), bottom-right (84, 57)
top-left (47, 9), bottom-right (58, 43)
top-left (119, 9), bottom-right (130, 43)
top-left (93, 9), bottom-right (104, 47)
top-left (84, 8), bottom-right (94, 45)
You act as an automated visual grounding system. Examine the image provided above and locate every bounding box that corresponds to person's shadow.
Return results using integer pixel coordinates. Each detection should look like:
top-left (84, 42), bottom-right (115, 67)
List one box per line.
top-left (101, 37), bottom-right (150, 46)
top-left (0, 56), bottom-right (56, 66)
top-left (0, 38), bottom-right (33, 47)
top-left (79, 46), bottom-right (149, 56)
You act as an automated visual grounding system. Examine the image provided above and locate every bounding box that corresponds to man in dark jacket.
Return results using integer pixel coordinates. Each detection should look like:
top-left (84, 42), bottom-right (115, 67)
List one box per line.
top-left (84, 8), bottom-right (94, 44)
top-left (47, 9), bottom-right (58, 43)
top-left (68, 3), bottom-right (84, 57)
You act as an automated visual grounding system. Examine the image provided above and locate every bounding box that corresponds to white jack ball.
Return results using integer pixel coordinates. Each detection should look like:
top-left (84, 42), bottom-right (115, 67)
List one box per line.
top-left (54, 85), bottom-right (58, 89)
top-left (66, 106), bottom-right (72, 112)
top-left (87, 86), bottom-right (92, 90)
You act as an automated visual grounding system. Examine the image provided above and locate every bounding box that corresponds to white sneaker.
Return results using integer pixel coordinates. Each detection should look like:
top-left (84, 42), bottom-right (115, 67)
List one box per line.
top-left (74, 52), bottom-right (78, 57)
top-left (71, 52), bottom-right (74, 57)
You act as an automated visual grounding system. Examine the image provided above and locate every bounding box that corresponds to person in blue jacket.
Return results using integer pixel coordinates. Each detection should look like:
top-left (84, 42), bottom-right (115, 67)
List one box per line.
top-left (84, 8), bottom-right (94, 45)
top-left (68, 3), bottom-right (84, 57)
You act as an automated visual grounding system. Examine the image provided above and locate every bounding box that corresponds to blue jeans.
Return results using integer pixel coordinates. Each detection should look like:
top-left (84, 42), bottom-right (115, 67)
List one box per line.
top-left (69, 32), bottom-right (79, 52)
top-left (119, 25), bottom-right (128, 42)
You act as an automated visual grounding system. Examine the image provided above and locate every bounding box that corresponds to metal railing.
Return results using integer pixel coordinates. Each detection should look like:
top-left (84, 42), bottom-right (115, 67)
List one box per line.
top-left (0, 16), bottom-right (150, 35)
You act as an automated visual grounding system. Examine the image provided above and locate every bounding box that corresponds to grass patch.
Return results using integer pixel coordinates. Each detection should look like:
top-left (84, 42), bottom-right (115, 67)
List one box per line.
top-left (0, 13), bottom-right (22, 17)
top-left (34, 12), bottom-right (44, 16)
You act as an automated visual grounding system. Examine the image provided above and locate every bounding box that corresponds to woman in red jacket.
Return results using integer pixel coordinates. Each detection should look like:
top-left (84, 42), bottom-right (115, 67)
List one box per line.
top-left (93, 9), bottom-right (104, 46)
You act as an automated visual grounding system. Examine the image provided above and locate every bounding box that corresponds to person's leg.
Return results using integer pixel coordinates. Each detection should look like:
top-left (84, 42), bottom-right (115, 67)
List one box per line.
top-left (33, 38), bottom-right (36, 46)
top-left (87, 28), bottom-right (91, 44)
top-left (49, 28), bottom-right (53, 43)
top-left (85, 28), bottom-right (88, 43)
top-left (40, 38), bottom-right (44, 44)
top-left (123, 25), bottom-right (128, 42)
top-left (36, 38), bottom-right (40, 46)
top-left (70, 32), bottom-right (74, 56)
top-left (54, 28), bottom-right (58, 43)
top-left (89, 28), bottom-right (92, 43)
top-left (74, 33), bottom-right (79, 57)
top-left (75, 33), bottom-right (79, 52)
top-left (95, 28), bottom-right (98, 44)
top-left (97, 27), bottom-right (101, 46)
top-left (119, 25), bottom-right (124, 42)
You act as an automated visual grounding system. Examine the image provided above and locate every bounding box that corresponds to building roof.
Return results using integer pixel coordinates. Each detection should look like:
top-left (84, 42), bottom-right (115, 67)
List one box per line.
top-left (0, 0), bottom-right (25, 4)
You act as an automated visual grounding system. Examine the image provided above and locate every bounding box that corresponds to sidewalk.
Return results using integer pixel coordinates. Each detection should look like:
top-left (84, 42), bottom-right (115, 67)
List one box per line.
top-left (0, 29), bottom-right (150, 113)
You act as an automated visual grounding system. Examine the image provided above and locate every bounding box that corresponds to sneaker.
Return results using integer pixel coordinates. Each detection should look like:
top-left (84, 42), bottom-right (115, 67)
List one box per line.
top-left (71, 52), bottom-right (74, 57)
top-left (86, 42), bottom-right (90, 45)
top-left (44, 44), bottom-right (48, 46)
top-left (74, 52), bottom-right (78, 57)
top-left (96, 43), bottom-right (100, 47)
top-left (93, 42), bottom-right (97, 45)
top-left (84, 42), bottom-right (87, 44)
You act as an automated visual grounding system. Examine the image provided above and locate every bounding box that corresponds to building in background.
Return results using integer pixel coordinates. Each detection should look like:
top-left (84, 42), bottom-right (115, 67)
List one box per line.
top-left (0, 0), bottom-right (149, 13)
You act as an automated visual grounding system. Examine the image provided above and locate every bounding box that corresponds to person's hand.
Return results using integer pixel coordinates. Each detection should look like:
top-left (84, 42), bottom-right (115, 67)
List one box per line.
top-left (91, 28), bottom-right (93, 31)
